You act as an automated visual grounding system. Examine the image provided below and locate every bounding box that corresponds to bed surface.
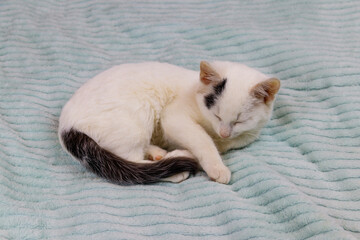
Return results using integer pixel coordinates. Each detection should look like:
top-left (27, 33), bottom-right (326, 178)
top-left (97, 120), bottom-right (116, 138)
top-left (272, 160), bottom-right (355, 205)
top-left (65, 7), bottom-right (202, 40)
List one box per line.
top-left (0, 1), bottom-right (359, 239)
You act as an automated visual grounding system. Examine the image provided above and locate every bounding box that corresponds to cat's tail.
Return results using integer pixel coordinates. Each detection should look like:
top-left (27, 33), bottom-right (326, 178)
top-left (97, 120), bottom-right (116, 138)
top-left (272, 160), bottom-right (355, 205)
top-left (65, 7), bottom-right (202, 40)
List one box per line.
top-left (60, 128), bottom-right (199, 185)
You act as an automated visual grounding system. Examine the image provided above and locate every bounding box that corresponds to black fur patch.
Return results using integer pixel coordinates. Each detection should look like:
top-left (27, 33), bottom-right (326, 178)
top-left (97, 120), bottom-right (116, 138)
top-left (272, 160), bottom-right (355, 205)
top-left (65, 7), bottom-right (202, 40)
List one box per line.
top-left (205, 93), bottom-right (216, 108)
top-left (204, 78), bottom-right (227, 109)
top-left (61, 128), bottom-right (199, 185)
top-left (213, 78), bottom-right (227, 96)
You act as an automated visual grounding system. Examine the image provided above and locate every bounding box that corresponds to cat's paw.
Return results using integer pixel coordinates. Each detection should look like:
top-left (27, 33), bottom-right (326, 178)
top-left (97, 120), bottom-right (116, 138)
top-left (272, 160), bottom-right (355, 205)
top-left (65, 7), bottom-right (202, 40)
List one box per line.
top-left (146, 145), bottom-right (167, 161)
top-left (204, 164), bottom-right (231, 184)
top-left (162, 171), bottom-right (190, 183)
top-left (164, 149), bottom-right (195, 159)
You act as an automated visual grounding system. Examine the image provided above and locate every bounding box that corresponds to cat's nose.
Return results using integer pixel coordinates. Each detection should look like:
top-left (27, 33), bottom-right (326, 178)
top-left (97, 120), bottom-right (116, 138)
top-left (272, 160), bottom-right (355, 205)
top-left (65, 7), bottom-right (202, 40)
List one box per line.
top-left (220, 131), bottom-right (230, 138)
top-left (219, 126), bottom-right (231, 138)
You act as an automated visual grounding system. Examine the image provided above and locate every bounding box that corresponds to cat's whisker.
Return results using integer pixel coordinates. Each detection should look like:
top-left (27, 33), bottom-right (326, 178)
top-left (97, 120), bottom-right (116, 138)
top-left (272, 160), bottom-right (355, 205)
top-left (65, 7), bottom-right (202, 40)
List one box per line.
top-left (243, 132), bottom-right (259, 139)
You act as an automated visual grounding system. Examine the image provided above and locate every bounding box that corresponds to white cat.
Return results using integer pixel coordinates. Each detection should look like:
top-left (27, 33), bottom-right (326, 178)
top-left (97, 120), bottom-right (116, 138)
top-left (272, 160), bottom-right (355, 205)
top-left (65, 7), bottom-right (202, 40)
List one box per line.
top-left (58, 61), bottom-right (280, 185)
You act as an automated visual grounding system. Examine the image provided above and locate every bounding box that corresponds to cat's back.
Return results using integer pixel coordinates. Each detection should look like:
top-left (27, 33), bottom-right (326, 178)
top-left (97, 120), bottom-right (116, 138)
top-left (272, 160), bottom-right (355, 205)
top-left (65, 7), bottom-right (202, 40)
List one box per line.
top-left (77, 62), bottom-right (196, 94)
top-left (59, 62), bottom-right (197, 132)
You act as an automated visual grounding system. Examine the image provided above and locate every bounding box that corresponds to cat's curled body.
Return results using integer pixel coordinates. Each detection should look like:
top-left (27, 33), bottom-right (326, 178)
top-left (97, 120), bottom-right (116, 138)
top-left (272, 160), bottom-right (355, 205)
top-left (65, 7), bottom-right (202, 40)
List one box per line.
top-left (59, 61), bottom-right (280, 185)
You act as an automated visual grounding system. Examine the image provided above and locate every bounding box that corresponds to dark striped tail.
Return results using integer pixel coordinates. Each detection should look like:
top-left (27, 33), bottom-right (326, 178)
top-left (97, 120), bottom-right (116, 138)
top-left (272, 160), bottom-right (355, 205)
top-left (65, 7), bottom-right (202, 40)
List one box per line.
top-left (60, 128), bottom-right (199, 185)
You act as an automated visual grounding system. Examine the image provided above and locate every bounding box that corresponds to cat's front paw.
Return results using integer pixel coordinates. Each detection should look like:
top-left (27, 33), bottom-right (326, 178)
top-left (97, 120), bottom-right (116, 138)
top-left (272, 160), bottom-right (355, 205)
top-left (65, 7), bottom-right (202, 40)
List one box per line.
top-left (204, 164), bottom-right (231, 184)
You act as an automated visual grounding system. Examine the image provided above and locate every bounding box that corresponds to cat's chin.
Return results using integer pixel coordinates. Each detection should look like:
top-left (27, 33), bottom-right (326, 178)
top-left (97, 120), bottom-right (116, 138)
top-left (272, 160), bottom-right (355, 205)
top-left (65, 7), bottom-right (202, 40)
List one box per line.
top-left (217, 134), bottom-right (236, 140)
top-left (219, 135), bottom-right (230, 139)
top-left (223, 132), bottom-right (246, 141)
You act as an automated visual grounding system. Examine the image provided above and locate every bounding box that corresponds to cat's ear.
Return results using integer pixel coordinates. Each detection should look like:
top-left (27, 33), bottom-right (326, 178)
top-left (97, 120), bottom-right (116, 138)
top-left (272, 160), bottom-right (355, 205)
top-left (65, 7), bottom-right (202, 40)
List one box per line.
top-left (200, 61), bottom-right (222, 85)
top-left (251, 78), bottom-right (280, 104)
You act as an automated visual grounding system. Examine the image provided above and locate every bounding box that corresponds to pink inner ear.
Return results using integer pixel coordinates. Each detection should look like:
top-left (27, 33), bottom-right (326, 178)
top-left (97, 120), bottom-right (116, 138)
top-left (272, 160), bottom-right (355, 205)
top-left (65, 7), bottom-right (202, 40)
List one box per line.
top-left (252, 78), bottom-right (280, 104)
top-left (200, 74), bottom-right (213, 85)
top-left (200, 61), bottom-right (221, 85)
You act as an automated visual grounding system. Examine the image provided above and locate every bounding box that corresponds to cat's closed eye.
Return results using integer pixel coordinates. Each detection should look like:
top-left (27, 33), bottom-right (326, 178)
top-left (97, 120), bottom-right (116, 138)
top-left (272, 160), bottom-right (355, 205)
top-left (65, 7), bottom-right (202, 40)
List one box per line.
top-left (234, 116), bottom-right (251, 125)
top-left (214, 114), bottom-right (222, 121)
top-left (234, 114), bottom-right (252, 125)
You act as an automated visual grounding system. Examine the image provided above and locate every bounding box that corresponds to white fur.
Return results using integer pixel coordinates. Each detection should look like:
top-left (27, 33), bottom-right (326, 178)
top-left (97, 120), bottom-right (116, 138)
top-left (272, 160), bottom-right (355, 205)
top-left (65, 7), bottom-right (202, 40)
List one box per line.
top-left (59, 61), bottom-right (277, 184)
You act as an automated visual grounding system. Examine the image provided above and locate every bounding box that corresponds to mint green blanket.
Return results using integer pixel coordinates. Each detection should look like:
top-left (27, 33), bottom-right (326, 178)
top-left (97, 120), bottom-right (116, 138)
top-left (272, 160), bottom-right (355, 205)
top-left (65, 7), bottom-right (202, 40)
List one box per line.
top-left (0, 1), bottom-right (359, 239)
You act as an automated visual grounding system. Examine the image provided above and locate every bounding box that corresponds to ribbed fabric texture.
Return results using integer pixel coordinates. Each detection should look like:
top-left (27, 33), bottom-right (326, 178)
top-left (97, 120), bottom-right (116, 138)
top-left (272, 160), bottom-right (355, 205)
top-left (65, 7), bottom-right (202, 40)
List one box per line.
top-left (0, 1), bottom-right (359, 239)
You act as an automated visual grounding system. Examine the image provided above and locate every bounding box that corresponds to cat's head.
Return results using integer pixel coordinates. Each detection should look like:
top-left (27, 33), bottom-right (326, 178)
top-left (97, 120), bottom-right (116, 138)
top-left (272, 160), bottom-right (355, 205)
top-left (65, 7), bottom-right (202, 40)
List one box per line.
top-left (196, 61), bottom-right (280, 139)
